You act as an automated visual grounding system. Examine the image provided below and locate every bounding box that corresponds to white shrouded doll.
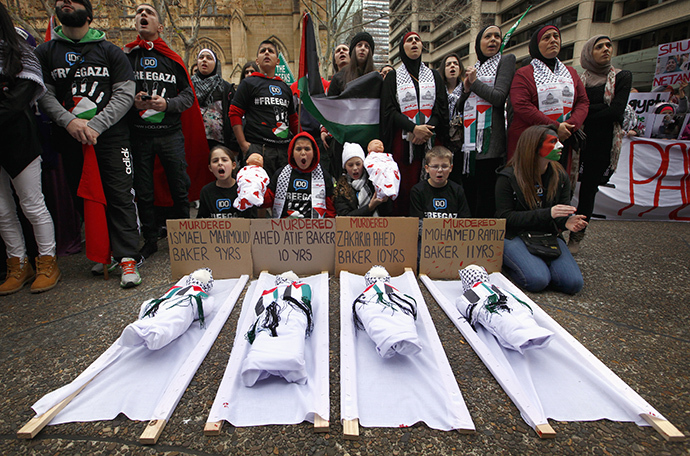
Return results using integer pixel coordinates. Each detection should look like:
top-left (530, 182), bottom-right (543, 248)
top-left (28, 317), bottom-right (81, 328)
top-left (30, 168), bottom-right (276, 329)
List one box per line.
top-left (120, 268), bottom-right (215, 350)
top-left (456, 265), bottom-right (553, 354)
top-left (241, 271), bottom-right (314, 386)
top-left (353, 265), bottom-right (421, 358)
top-left (363, 139), bottom-right (400, 201)
top-left (233, 153), bottom-right (270, 210)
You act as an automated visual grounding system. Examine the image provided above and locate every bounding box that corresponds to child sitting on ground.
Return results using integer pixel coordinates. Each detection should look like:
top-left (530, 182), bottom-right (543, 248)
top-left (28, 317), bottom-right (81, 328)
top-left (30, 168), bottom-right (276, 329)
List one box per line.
top-left (197, 145), bottom-right (257, 218)
top-left (410, 146), bottom-right (470, 220)
top-left (363, 139), bottom-right (400, 201)
top-left (263, 132), bottom-right (336, 218)
top-left (334, 142), bottom-right (389, 216)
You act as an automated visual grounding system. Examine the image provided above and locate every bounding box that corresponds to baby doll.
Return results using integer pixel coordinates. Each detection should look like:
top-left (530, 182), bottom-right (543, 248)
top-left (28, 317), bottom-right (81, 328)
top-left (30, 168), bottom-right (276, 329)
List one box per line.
top-left (233, 153), bottom-right (270, 211)
top-left (364, 139), bottom-right (400, 200)
top-left (241, 271), bottom-right (314, 386)
top-left (456, 265), bottom-right (553, 354)
top-left (120, 268), bottom-right (215, 350)
top-left (353, 265), bottom-right (421, 358)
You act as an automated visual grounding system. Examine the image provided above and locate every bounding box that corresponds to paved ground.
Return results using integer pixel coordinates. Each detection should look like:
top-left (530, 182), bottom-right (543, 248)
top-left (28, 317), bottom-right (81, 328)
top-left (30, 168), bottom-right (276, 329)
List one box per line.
top-left (0, 220), bottom-right (688, 456)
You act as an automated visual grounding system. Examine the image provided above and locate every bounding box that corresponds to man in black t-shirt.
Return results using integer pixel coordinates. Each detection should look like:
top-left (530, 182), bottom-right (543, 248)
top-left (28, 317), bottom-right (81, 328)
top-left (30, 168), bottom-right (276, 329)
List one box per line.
top-left (229, 40), bottom-right (298, 179)
top-left (125, 3), bottom-right (194, 259)
top-left (36, 0), bottom-right (142, 288)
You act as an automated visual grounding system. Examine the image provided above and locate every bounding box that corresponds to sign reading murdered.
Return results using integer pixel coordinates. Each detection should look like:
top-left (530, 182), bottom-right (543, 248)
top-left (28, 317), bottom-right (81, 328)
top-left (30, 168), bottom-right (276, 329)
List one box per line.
top-left (420, 218), bottom-right (505, 278)
top-left (167, 218), bottom-right (252, 279)
top-left (335, 217), bottom-right (418, 276)
top-left (251, 218), bottom-right (335, 277)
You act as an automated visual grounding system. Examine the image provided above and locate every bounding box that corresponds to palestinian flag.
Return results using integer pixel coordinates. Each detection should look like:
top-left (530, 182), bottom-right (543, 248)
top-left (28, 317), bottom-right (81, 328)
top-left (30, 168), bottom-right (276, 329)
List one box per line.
top-left (298, 13), bottom-right (381, 149)
top-left (70, 96), bottom-right (97, 120)
top-left (140, 108), bottom-right (165, 124)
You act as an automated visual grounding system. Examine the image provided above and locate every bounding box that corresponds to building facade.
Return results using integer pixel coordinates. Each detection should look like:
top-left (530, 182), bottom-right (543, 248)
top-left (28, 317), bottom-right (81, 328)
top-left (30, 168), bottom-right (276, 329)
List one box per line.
top-left (388, 0), bottom-right (690, 90)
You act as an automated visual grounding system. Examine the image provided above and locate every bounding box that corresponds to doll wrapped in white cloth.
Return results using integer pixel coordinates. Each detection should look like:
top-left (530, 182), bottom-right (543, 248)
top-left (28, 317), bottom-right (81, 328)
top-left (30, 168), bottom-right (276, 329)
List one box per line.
top-left (233, 153), bottom-right (270, 210)
top-left (353, 266), bottom-right (421, 358)
top-left (363, 139), bottom-right (400, 200)
top-left (120, 268), bottom-right (215, 350)
top-left (241, 271), bottom-right (314, 387)
top-left (456, 265), bottom-right (554, 354)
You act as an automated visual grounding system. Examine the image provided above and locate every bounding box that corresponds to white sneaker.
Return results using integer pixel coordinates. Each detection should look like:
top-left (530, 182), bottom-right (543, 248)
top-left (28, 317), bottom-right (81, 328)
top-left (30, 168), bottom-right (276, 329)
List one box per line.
top-left (120, 257), bottom-right (142, 288)
top-left (91, 257), bottom-right (118, 276)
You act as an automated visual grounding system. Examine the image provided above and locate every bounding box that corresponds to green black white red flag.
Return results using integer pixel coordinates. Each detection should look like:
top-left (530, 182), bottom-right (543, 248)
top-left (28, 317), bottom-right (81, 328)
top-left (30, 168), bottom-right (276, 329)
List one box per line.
top-left (298, 12), bottom-right (381, 149)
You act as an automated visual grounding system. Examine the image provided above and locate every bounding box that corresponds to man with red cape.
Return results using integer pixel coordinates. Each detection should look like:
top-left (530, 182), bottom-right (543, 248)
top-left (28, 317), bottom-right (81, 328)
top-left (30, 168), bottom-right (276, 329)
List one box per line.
top-left (124, 3), bottom-right (211, 259)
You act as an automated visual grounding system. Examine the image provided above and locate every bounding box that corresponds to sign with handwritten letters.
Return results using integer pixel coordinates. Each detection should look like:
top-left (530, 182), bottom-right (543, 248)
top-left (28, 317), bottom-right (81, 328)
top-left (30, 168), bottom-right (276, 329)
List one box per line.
top-left (586, 137), bottom-right (690, 221)
top-left (335, 217), bottom-right (418, 276)
top-left (166, 218), bottom-right (252, 279)
top-left (627, 92), bottom-right (670, 138)
top-left (653, 39), bottom-right (690, 89)
top-left (420, 218), bottom-right (505, 278)
top-left (251, 218), bottom-right (335, 276)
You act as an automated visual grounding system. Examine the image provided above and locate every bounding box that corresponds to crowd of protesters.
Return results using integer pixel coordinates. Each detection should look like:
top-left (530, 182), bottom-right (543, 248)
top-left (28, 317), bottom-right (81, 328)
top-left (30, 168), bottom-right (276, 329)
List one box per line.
top-left (1, 0), bottom-right (685, 297)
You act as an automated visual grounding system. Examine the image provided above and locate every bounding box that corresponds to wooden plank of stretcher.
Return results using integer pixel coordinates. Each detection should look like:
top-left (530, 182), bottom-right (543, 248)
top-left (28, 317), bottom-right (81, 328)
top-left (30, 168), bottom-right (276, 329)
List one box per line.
top-left (640, 414), bottom-right (685, 442)
top-left (139, 419), bottom-right (167, 444)
top-left (343, 419), bottom-right (359, 440)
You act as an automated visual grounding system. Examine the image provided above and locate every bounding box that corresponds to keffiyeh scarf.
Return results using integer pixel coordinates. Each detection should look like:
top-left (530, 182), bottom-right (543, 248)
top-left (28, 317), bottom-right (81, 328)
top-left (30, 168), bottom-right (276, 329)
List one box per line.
top-left (531, 58), bottom-right (574, 123)
top-left (396, 63), bottom-right (436, 163)
top-left (273, 164), bottom-right (327, 218)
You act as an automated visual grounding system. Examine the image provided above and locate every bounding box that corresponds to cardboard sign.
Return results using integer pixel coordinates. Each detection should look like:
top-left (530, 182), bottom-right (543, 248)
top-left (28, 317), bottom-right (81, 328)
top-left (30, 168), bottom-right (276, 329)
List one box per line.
top-left (420, 218), bottom-right (505, 278)
top-left (166, 218), bottom-right (252, 279)
top-left (335, 217), bottom-right (419, 276)
top-left (251, 218), bottom-right (335, 276)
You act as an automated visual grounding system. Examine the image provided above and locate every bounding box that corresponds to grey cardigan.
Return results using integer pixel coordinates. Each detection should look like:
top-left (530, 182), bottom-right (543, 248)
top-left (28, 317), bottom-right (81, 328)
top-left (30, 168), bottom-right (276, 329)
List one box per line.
top-left (456, 53), bottom-right (516, 161)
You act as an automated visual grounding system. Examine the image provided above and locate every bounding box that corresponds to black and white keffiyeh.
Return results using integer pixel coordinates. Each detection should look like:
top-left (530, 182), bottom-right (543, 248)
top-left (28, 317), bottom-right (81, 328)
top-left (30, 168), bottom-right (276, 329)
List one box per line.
top-left (531, 58), bottom-right (574, 123)
top-left (396, 63), bottom-right (436, 163)
top-left (0, 41), bottom-right (46, 105)
top-left (272, 164), bottom-right (327, 218)
top-left (191, 73), bottom-right (224, 107)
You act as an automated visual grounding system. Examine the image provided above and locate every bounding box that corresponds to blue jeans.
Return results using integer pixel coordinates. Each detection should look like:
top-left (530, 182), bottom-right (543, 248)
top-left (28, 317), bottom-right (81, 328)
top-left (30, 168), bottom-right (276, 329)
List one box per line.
top-left (503, 236), bottom-right (583, 294)
top-left (132, 131), bottom-right (190, 241)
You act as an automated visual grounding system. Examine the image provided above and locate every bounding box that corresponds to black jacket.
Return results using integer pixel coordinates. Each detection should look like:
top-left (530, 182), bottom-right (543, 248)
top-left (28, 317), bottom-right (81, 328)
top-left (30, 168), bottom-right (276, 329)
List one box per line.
top-left (495, 165), bottom-right (570, 239)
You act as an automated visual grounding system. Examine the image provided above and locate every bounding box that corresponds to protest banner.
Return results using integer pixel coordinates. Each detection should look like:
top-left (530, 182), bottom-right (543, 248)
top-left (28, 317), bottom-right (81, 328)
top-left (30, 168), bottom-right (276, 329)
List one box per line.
top-left (653, 39), bottom-right (690, 89)
top-left (166, 218), bottom-right (252, 279)
top-left (419, 218), bottom-right (505, 278)
top-left (335, 217), bottom-right (418, 276)
top-left (276, 52), bottom-right (295, 84)
top-left (627, 91), bottom-right (670, 138)
top-left (579, 137), bottom-right (690, 221)
top-left (251, 218), bottom-right (335, 276)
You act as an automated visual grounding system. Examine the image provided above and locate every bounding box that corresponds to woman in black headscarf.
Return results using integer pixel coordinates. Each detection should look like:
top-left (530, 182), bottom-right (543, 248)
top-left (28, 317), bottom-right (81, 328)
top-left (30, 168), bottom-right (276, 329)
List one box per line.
top-left (380, 32), bottom-right (448, 215)
top-left (569, 35), bottom-right (631, 253)
top-left (191, 48), bottom-right (238, 153)
top-left (456, 25), bottom-right (515, 217)
top-left (507, 25), bottom-right (588, 177)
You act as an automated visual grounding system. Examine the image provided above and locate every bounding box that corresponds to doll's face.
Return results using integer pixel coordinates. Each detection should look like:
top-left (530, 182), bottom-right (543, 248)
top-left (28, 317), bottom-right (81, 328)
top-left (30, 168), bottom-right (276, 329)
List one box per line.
top-left (345, 157), bottom-right (364, 180)
top-left (293, 138), bottom-right (314, 171)
top-left (538, 134), bottom-right (563, 161)
top-left (368, 139), bottom-right (384, 153)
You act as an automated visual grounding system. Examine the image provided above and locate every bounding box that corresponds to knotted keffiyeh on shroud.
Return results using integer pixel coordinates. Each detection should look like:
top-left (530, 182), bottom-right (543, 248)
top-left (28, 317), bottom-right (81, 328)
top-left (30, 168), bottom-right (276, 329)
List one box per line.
top-left (353, 266), bottom-right (421, 358)
top-left (241, 272), bottom-right (314, 386)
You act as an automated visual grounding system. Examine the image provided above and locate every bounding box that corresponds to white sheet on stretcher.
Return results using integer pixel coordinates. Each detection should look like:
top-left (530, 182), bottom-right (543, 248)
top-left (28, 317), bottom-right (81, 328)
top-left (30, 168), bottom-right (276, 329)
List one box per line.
top-left (340, 270), bottom-right (475, 431)
top-left (31, 276), bottom-right (248, 424)
top-left (206, 272), bottom-right (329, 427)
top-left (421, 273), bottom-right (663, 430)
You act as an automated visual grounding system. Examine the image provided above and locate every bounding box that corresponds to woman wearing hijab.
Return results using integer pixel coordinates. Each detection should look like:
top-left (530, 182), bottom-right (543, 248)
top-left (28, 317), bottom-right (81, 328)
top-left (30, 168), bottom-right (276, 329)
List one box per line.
top-left (191, 49), bottom-right (238, 153)
top-left (507, 25), bottom-right (588, 176)
top-left (457, 25), bottom-right (516, 217)
top-left (381, 32), bottom-right (448, 215)
top-left (0, 3), bottom-right (59, 294)
top-left (569, 36), bottom-right (631, 253)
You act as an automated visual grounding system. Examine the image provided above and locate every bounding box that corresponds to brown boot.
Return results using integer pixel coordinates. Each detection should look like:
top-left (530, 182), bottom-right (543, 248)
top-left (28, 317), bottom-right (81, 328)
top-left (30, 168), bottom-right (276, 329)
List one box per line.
top-left (0, 257), bottom-right (35, 296)
top-left (31, 255), bottom-right (61, 293)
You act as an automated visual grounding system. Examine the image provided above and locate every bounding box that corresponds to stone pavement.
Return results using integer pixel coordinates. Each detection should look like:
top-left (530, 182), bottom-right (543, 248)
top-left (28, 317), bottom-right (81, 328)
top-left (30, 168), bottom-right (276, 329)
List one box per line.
top-left (0, 220), bottom-right (688, 456)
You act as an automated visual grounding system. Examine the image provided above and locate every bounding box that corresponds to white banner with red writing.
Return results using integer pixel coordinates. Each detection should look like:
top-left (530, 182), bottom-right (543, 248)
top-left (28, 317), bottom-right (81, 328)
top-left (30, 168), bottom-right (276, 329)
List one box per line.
top-left (586, 137), bottom-right (690, 221)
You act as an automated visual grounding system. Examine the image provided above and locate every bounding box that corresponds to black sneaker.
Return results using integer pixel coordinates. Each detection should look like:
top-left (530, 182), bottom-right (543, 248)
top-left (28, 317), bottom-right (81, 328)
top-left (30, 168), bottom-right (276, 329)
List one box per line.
top-left (139, 240), bottom-right (158, 259)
